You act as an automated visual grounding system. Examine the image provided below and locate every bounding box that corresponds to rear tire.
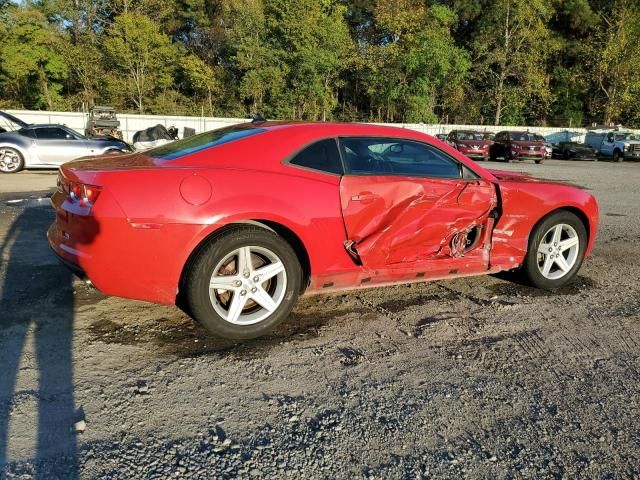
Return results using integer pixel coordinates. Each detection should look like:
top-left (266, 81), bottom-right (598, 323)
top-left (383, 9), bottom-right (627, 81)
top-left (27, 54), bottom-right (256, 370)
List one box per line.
top-left (535, 159), bottom-right (543, 164)
top-left (520, 211), bottom-right (587, 289)
top-left (0, 147), bottom-right (24, 173)
top-left (185, 225), bottom-right (302, 340)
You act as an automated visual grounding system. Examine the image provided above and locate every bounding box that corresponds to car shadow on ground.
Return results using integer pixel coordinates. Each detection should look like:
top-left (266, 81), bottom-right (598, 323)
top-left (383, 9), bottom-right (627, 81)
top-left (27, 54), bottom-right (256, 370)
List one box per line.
top-left (0, 203), bottom-right (92, 478)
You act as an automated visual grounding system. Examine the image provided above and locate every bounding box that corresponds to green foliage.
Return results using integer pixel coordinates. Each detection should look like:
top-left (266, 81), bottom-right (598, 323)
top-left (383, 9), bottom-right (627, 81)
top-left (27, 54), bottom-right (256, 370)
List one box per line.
top-left (103, 12), bottom-right (177, 112)
top-left (1, 0), bottom-right (640, 126)
top-left (0, 7), bottom-right (69, 109)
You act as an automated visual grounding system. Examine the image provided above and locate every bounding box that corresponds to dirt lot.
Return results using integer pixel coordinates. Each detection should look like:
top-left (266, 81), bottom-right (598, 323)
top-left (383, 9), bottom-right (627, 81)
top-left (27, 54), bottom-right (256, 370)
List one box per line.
top-left (0, 160), bottom-right (639, 479)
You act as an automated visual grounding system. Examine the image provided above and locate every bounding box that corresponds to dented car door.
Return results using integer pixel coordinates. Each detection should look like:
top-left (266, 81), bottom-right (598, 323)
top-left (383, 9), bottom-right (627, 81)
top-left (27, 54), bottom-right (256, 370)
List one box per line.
top-left (338, 137), bottom-right (498, 272)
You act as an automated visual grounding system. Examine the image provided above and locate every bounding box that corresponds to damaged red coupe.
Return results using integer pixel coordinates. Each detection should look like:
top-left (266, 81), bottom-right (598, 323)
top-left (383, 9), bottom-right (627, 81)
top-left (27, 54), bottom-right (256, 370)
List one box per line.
top-left (48, 122), bottom-right (598, 339)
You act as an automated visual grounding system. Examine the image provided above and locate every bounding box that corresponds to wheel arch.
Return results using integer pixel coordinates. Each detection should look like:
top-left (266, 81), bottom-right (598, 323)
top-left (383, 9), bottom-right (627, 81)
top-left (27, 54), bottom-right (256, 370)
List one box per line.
top-left (528, 206), bottom-right (591, 249)
top-left (177, 219), bottom-right (312, 305)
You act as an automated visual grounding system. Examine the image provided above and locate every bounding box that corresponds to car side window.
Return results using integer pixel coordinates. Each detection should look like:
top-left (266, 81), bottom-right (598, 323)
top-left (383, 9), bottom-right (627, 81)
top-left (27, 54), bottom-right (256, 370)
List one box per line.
top-left (289, 138), bottom-right (343, 175)
top-left (35, 127), bottom-right (70, 140)
top-left (19, 129), bottom-right (36, 139)
top-left (340, 137), bottom-right (462, 179)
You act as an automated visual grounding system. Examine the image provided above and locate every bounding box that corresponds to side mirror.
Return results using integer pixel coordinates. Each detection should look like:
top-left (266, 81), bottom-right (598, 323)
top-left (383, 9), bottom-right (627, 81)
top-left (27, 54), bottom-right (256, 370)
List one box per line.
top-left (66, 134), bottom-right (74, 140)
top-left (389, 144), bottom-right (403, 154)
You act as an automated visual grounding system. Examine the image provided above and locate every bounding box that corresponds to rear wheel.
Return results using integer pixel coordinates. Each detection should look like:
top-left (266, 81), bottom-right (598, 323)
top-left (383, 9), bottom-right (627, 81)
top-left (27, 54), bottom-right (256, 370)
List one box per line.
top-left (185, 226), bottom-right (302, 340)
top-left (521, 211), bottom-right (587, 289)
top-left (535, 159), bottom-right (543, 164)
top-left (0, 147), bottom-right (24, 173)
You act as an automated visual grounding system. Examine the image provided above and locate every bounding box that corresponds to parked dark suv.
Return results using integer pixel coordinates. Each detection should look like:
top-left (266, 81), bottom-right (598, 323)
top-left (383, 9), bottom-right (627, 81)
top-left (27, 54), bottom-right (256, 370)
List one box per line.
top-left (489, 131), bottom-right (546, 164)
top-left (446, 130), bottom-right (491, 161)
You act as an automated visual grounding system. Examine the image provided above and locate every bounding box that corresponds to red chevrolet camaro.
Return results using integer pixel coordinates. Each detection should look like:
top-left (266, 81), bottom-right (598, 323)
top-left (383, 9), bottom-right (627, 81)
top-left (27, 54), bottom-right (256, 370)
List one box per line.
top-left (48, 121), bottom-right (598, 339)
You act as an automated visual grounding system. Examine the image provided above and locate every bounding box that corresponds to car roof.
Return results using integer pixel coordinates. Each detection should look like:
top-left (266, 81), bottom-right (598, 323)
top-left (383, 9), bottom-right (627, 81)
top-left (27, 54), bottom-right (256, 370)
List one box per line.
top-left (25, 124), bottom-right (72, 128)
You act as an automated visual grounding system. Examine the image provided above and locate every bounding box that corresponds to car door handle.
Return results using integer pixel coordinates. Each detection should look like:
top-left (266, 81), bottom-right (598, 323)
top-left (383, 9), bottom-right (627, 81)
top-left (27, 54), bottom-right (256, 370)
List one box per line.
top-left (351, 192), bottom-right (379, 204)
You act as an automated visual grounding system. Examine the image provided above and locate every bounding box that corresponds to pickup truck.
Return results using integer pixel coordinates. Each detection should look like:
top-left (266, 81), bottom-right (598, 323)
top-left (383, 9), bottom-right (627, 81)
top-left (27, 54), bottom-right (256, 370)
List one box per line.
top-left (584, 129), bottom-right (640, 162)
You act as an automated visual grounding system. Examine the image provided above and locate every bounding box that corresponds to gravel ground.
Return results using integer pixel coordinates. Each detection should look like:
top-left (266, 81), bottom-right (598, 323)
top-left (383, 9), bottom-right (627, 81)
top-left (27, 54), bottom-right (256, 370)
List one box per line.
top-left (0, 160), bottom-right (639, 479)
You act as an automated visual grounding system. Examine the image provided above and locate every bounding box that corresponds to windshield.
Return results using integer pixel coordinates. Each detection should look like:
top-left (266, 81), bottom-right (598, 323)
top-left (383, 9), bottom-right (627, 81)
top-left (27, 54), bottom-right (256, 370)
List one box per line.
top-left (615, 133), bottom-right (640, 141)
top-left (510, 132), bottom-right (538, 142)
top-left (457, 132), bottom-right (484, 141)
top-left (65, 127), bottom-right (86, 140)
top-left (150, 123), bottom-right (267, 160)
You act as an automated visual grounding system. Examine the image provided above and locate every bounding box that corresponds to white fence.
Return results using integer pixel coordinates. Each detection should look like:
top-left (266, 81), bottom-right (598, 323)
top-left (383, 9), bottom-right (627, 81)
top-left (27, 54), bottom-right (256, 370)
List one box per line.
top-left (6, 109), bottom-right (589, 144)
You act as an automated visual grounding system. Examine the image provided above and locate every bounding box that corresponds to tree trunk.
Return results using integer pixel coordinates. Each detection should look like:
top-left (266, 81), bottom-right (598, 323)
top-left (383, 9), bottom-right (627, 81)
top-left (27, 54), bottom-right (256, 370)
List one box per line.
top-left (495, 73), bottom-right (505, 125)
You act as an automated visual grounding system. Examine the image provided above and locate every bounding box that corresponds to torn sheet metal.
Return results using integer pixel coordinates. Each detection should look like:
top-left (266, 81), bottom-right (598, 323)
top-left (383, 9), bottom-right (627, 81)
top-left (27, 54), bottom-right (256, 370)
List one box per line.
top-left (339, 176), bottom-right (498, 269)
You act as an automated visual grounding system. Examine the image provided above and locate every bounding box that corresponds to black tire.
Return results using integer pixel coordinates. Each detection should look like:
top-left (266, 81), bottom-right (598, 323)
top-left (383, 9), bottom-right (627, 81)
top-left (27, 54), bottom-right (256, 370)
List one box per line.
top-left (521, 210), bottom-right (587, 289)
top-left (535, 159), bottom-right (543, 164)
top-left (613, 149), bottom-right (623, 162)
top-left (185, 225), bottom-right (302, 340)
top-left (0, 147), bottom-right (25, 173)
top-left (563, 150), bottom-right (571, 160)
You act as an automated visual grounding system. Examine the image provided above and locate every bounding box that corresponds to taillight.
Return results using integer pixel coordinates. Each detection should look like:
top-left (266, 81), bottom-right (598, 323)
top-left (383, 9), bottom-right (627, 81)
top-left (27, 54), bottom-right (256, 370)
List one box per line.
top-left (68, 182), bottom-right (102, 207)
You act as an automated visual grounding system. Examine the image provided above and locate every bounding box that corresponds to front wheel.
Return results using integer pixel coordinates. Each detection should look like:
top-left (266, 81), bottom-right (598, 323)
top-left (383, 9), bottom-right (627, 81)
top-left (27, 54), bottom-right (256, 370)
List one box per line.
top-left (521, 211), bottom-right (587, 289)
top-left (185, 226), bottom-right (302, 340)
top-left (0, 147), bottom-right (25, 173)
top-left (613, 149), bottom-right (623, 162)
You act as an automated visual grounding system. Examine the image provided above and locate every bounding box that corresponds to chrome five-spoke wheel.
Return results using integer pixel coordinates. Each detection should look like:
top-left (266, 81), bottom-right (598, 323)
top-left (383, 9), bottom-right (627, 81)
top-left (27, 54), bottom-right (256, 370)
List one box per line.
top-left (536, 224), bottom-right (580, 280)
top-left (209, 246), bottom-right (287, 325)
top-left (0, 148), bottom-right (24, 173)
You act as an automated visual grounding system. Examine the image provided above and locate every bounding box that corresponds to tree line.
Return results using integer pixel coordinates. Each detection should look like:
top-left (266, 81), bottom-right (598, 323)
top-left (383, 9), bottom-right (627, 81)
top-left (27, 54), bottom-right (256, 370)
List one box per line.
top-left (1, 0), bottom-right (640, 127)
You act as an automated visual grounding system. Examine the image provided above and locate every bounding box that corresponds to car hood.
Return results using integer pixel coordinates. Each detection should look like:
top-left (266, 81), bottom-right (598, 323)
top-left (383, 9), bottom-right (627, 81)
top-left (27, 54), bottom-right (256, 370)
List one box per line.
top-left (488, 169), bottom-right (584, 189)
top-left (488, 169), bottom-right (536, 182)
top-left (457, 140), bottom-right (489, 148)
top-left (0, 111), bottom-right (29, 128)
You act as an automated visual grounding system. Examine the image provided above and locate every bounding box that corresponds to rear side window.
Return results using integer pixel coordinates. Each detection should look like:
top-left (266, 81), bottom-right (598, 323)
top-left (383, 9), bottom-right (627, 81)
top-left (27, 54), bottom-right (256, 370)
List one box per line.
top-left (19, 129), bottom-right (36, 138)
top-left (289, 139), bottom-right (343, 175)
top-left (35, 127), bottom-right (69, 139)
top-left (150, 123), bottom-right (266, 160)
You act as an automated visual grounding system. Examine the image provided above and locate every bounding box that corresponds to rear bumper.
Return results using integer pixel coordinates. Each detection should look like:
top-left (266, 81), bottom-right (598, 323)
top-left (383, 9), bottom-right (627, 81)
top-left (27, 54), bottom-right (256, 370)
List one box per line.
top-left (48, 239), bottom-right (87, 280)
top-left (48, 187), bottom-right (203, 305)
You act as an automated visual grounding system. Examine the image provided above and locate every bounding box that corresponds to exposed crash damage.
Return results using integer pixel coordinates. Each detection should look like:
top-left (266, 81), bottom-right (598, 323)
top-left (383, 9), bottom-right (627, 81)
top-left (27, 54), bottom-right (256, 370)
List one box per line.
top-left (340, 176), bottom-right (497, 268)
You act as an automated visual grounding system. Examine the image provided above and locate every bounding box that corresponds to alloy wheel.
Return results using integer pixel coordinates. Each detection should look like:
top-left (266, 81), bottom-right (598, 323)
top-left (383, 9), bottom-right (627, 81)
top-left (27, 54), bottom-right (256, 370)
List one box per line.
top-left (208, 246), bottom-right (287, 325)
top-left (536, 223), bottom-right (580, 280)
top-left (0, 148), bottom-right (22, 173)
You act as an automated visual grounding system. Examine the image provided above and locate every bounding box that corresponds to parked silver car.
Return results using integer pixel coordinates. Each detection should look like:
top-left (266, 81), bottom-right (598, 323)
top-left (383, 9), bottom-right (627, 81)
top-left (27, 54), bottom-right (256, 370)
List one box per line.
top-left (0, 115), bottom-right (131, 173)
